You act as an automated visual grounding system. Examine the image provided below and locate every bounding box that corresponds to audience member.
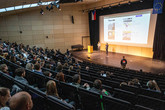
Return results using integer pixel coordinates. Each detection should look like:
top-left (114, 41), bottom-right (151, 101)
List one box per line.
top-left (14, 68), bottom-right (28, 84)
top-left (46, 80), bottom-right (59, 98)
top-left (43, 71), bottom-right (52, 77)
top-left (132, 78), bottom-right (141, 87)
top-left (56, 65), bottom-right (63, 73)
top-left (9, 91), bottom-right (33, 110)
top-left (11, 68), bottom-right (29, 95)
top-left (90, 79), bottom-right (111, 96)
top-left (120, 82), bottom-right (127, 87)
top-left (0, 87), bottom-right (10, 110)
top-left (146, 80), bottom-right (160, 91)
top-left (128, 81), bottom-right (134, 86)
top-left (25, 63), bottom-right (34, 71)
top-left (0, 64), bottom-right (9, 75)
top-left (55, 72), bottom-right (65, 82)
top-left (46, 80), bottom-right (74, 106)
top-left (34, 64), bottom-right (43, 75)
top-left (85, 66), bottom-right (89, 71)
top-left (10, 56), bottom-right (17, 64)
top-left (70, 74), bottom-right (90, 90)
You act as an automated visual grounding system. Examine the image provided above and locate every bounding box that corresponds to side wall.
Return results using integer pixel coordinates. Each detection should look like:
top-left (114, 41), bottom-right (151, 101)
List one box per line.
top-left (0, 5), bottom-right (89, 52)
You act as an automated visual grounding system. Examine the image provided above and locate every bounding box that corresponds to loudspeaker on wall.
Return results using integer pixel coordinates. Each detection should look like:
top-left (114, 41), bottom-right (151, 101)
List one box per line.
top-left (71, 16), bottom-right (74, 24)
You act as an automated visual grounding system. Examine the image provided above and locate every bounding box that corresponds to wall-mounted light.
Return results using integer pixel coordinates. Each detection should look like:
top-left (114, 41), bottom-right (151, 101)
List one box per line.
top-left (118, 3), bottom-right (121, 7)
top-left (109, 5), bottom-right (111, 9)
top-left (128, 1), bottom-right (131, 5)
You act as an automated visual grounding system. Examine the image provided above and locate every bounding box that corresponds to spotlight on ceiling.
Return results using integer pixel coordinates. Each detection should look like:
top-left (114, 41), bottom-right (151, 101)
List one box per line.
top-left (46, 6), bottom-right (49, 10)
top-left (58, 6), bottom-right (61, 11)
top-left (38, 0), bottom-right (42, 5)
top-left (50, 5), bottom-right (53, 10)
top-left (140, 0), bottom-right (143, 2)
top-left (40, 9), bottom-right (44, 15)
top-left (52, 0), bottom-right (61, 10)
top-left (82, 10), bottom-right (85, 14)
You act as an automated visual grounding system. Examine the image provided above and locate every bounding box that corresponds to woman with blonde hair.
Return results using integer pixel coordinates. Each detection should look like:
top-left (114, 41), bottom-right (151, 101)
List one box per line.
top-left (46, 80), bottom-right (75, 106)
top-left (26, 63), bottom-right (34, 71)
top-left (55, 72), bottom-right (65, 82)
top-left (46, 80), bottom-right (59, 98)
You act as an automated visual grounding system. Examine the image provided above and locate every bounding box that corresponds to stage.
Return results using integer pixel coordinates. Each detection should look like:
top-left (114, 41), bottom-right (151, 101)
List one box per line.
top-left (72, 50), bottom-right (165, 74)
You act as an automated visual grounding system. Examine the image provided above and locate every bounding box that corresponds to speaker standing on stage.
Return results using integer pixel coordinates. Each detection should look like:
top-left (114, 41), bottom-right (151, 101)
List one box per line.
top-left (105, 43), bottom-right (109, 56)
top-left (121, 56), bottom-right (127, 69)
top-left (97, 42), bottom-right (100, 51)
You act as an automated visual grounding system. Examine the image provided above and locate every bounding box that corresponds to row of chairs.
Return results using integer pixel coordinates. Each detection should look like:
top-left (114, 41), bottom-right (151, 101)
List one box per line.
top-left (1, 56), bottom-right (162, 110)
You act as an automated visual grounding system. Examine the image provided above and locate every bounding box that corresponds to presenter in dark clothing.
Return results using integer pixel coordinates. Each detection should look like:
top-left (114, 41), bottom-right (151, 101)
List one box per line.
top-left (105, 43), bottom-right (109, 56)
top-left (121, 56), bottom-right (127, 69)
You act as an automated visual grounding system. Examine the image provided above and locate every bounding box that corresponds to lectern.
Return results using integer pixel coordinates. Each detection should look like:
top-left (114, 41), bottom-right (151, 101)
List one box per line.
top-left (88, 45), bottom-right (93, 53)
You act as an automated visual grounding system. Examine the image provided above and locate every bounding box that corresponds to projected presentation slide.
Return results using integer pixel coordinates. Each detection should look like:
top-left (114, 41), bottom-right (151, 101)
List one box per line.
top-left (104, 13), bottom-right (151, 44)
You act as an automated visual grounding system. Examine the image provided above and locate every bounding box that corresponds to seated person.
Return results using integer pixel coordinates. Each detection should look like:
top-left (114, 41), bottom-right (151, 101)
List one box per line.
top-left (90, 79), bottom-right (111, 96)
top-left (0, 64), bottom-right (9, 75)
top-left (11, 68), bottom-right (29, 95)
top-left (100, 71), bottom-right (106, 77)
top-left (9, 91), bottom-right (33, 110)
top-left (85, 66), bottom-right (89, 72)
top-left (120, 56), bottom-right (127, 69)
top-left (56, 64), bottom-right (63, 73)
top-left (132, 78), bottom-right (141, 87)
top-left (146, 80), bottom-right (160, 91)
top-left (10, 56), bottom-right (17, 64)
top-left (70, 74), bottom-right (90, 90)
top-left (128, 81), bottom-right (134, 86)
top-left (34, 63), bottom-right (43, 75)
top-left (0, 49), bottom-right (5, 58)
top-left (55, 72), bottom-right (65, 82)
top-left (0, 87), bottom-right (10, 110)
top-left (120, 82), bottom-right (127, 87)
top-left (43, 71), bottom-right (52, 77)
top-left (46, 80), bottom-right (59, 98)
top-left (14, 68), bottom-right (29, 84)
top-left (46, 80), bottom-right (74, 105)
top-left (25, 63), bottom-right (34, 71)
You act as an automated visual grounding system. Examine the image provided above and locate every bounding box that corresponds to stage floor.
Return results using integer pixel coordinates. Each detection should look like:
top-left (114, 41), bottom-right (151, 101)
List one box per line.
top-left (72, 50), bottom-right (165, 74)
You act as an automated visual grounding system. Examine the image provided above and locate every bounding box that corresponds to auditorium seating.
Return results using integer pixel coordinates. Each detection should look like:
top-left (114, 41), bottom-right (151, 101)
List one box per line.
top-left (0, 71), bottom-right (75, 110)
top-left (0, 41), bottom-right (165, 110)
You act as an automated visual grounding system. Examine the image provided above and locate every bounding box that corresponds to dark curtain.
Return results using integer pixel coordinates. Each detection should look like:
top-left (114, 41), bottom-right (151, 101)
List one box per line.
top-left (89, 0), bottom-right (153, 50)
top-left (153, 4), bottom-right (165, 60)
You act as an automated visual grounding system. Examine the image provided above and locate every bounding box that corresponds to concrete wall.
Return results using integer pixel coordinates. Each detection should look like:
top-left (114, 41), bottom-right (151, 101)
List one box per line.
top-left (0, 5), bottom-right (89, 52)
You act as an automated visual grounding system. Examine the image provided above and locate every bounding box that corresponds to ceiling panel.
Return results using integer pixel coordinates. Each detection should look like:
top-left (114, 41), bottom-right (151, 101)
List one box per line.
top-left (0, 0), bottom-right (102, 9)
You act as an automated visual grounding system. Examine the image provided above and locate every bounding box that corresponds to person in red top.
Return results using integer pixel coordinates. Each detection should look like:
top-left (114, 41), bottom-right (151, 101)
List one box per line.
top-left (121, 56), bottom-right (127, 69)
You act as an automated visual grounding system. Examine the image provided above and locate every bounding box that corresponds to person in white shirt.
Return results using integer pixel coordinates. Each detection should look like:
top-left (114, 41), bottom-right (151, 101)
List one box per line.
top-left (97, 42), bottom-right (101, 52)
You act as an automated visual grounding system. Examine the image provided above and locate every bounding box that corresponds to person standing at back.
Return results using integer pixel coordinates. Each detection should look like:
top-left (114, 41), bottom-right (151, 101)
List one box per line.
top-left (121, 56), bottom-right (127, 69)
top-left (105, 43), bottom-right (109, 56)
top-left (97, 42), bottom-right (101, 52)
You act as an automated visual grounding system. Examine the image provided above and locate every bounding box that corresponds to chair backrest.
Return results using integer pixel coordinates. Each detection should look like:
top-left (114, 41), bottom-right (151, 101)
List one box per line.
top-left (140, 88), bottom-right (163, 99)
top-left (79, 88), bottom-right (101, 110)
top-left (135, 105), bottom-right (153, 110)
top-left (137, 94), bottom-right (165, 110)
top-left (113, 88), bottom-right (136, 104)
top-left (103, 95), bottom-right (132, 110)
top-left (0, 72), bottom-right (75, 110)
